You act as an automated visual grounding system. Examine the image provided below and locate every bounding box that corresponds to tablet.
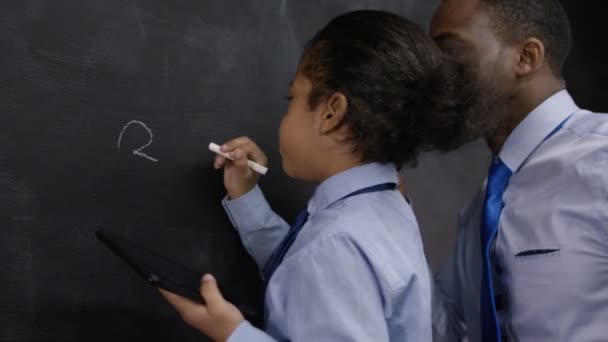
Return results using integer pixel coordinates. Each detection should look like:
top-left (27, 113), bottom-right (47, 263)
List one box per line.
top-left (95, 230), bottom-right (260, 319)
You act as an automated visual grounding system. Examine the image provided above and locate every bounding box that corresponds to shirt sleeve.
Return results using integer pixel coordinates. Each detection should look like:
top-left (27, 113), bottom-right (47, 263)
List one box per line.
top-left (270, 233), bottom-right (390, 341)
top-left (227, 321), bottom-right (276, 342)
top-left (431, 254), bottom-right (467, 341)
top-left (431, 191), bottom-right (485, 342)
top-left (598, 148), bottom-right (608, 230)
top-left (222, 185), bottom-right (290, 269)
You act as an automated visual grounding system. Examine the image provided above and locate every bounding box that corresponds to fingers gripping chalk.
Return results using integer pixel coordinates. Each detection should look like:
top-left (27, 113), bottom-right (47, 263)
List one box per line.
top-left (209, 142), bottom-right (268, 175)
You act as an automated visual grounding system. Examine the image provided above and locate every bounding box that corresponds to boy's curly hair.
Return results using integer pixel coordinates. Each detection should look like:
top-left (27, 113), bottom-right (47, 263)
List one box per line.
top-left (300, 10), bottom-right (474, 166)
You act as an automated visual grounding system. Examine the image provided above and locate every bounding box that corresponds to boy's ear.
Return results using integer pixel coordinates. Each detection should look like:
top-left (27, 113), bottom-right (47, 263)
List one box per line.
top-left (319, 92), bottom-right (348, 135)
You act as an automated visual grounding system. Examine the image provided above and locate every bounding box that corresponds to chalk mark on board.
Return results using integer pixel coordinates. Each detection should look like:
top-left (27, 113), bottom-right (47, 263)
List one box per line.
top-left (117, 120), bottom-right (158, 162)
top-left (123, 0), bottom-right (146, 38)
top-left (280, 0), bottom-right (297, 45)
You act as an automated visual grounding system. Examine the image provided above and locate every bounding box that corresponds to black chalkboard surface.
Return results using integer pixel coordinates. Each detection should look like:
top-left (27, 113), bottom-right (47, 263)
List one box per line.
top-left (5, 0), bottom-right (603, 340)
top-left (0, 1), bottom-right (438, 341)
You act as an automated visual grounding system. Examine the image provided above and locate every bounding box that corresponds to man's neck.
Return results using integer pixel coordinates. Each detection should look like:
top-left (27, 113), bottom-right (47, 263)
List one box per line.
top-left (487, 79), bottom-right (566, 155)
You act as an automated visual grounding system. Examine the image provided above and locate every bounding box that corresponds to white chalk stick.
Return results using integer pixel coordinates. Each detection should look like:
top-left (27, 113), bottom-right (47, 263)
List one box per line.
top-left (208, 142), bottom-right (268, 175)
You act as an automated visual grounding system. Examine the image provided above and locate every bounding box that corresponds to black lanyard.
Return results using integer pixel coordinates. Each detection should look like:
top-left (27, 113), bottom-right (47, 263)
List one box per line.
top-left (262, 182), bottom-right (397, 285)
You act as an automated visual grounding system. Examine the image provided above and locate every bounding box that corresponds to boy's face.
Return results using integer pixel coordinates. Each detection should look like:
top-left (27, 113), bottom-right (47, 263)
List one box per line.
top-left (278, 72), bottom-right (326, 181)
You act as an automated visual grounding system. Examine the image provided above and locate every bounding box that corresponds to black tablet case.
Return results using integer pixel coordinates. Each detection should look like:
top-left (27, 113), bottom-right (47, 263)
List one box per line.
top-left (96, 230), bottom-right (261, 321)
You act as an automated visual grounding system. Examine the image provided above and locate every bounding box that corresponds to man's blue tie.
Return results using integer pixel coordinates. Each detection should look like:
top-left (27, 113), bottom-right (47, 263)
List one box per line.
top-left (261, 182), bottom-right (396, 285)
top-left (481, 157), bottom-right (512, 342)
top-left (479, 115), bottom-right (572, 341)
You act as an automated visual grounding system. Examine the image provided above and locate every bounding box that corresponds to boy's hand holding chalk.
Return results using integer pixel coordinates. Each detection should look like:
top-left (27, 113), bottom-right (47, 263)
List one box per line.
top-left (209, 138), bottom-right (268, 200)
top-left (209, 142), bottom-right (268, 175)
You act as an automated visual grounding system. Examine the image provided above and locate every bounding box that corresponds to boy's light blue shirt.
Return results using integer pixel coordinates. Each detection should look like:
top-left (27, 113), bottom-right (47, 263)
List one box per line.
top-left (222, 162), bottom-right (431, 341)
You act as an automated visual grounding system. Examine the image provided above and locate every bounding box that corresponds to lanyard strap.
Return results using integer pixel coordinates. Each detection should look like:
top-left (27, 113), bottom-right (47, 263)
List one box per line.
top-left (262, 182), bottom-right (397, 284)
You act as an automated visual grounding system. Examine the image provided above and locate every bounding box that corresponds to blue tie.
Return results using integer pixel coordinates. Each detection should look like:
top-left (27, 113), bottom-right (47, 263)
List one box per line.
top-left (481, 157), bottom-right (512, 342)
top-left (261, 208), bottom-right (309, 284)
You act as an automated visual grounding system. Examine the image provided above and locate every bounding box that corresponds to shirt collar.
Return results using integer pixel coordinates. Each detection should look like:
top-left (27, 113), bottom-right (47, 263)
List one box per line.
top-left (307, 162), bottom-right (399, 215)
top-left (499, 89), bottom-right (579, 172)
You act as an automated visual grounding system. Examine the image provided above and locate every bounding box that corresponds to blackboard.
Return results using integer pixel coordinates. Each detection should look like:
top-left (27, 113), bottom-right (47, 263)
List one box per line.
top-left (2, 0), bottom-right (605, 341)
top-left (0, 1), bottom-right (438, 341)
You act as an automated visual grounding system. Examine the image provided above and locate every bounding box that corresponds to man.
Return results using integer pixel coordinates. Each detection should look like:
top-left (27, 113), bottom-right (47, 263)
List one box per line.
top-left (429, 0), bottom-right (608, 341)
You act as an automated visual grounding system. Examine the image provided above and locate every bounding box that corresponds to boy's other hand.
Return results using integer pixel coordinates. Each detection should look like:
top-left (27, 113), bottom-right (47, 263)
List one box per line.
top-left (159, 274), bottom-right (244, 342)
top-left (213, 137), bottom-right (268, 199)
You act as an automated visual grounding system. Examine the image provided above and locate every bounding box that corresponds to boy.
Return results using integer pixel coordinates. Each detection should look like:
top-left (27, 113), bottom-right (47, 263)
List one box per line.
top-left (161, 10), bottom-right (469, 341)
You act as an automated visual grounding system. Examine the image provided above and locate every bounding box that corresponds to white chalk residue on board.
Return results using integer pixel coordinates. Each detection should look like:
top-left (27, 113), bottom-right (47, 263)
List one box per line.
top-left (117, 120), bottom-right (159, 162)
top-left (123, 0), bottom-right (146, 38)
top-left (280, 0), bottom-right (297, 45)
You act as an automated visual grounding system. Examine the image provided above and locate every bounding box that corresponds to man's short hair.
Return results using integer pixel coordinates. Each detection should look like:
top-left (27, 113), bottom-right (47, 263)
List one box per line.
top-left (479, 0), bottom-right (572, 77)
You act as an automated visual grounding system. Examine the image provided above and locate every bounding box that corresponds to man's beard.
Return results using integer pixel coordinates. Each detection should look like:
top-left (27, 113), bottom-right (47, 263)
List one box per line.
top-left (462, 78), bottom-right (513, 142)
top-left (438, 67), bottom-right (514, 152)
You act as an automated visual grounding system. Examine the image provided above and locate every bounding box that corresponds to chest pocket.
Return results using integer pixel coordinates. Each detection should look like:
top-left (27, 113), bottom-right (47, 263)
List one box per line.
top-left (514, 248), bottom-right (560, 258)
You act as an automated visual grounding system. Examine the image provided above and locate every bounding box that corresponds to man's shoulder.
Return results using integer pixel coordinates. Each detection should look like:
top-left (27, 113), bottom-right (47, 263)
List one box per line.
top-left (566, 110), bottom-right (608, 137)
top-left (561, 110), bottom-right (608, 171)
top-left (456, 184), bottom-right (485, 232)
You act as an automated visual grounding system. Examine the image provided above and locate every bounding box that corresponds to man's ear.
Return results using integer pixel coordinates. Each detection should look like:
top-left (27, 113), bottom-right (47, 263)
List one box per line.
top-left (319, 92), bottom-right (348, 135)
top-left (515, 37), bottom-right (545, 78)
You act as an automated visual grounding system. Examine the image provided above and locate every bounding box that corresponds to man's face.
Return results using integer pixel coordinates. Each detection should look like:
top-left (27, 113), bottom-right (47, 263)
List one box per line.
top-left (431, 0), bottom-right (517, 145)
